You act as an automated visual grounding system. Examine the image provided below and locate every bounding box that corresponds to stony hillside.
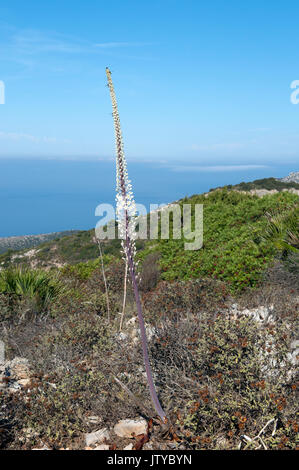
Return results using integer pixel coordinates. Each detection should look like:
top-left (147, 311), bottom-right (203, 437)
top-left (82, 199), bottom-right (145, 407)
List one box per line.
top-left (0, 178), bottom-right (298, 451)
top-left (279, 171), bottom-right (299, 184)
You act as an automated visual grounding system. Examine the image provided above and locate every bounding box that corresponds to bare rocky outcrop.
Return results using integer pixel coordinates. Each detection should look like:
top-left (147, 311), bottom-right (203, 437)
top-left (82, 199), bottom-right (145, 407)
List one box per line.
top-left (279, 171), bottom-right (299, 184)
top-left (0, 356), bottom-right (32, 391)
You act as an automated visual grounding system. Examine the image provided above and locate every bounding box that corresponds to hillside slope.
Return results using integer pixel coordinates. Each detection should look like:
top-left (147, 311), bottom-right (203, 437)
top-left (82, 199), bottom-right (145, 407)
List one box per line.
top-left (279, 171), bottom-right (299, 184)
top-left (1, 182), bottom-right (298, 293)
top-left (209, 175), bottom-right (299, 193)
top-left (0, 230), bottom-right (79, 255)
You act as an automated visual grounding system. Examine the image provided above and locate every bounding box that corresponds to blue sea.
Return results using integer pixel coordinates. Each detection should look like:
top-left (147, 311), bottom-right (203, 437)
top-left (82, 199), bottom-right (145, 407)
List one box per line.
top-left (0, 158), bottom-right (297, 237)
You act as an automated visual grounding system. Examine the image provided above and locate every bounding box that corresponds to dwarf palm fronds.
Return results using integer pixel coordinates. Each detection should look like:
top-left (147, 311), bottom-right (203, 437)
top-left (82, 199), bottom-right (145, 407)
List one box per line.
top-left (105, 67), bottom-right (167, 422)
top-left (261, 202), bottom-right (299, 271)
top-left (262, 203), bottom-right (299, 253)
top-left (0, 267), bottom-right (63, 311)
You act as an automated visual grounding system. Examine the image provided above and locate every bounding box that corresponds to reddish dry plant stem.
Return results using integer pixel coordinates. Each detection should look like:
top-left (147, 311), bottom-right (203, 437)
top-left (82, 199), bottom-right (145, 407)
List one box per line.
top-left (105, 67), bottom-right (167, 422)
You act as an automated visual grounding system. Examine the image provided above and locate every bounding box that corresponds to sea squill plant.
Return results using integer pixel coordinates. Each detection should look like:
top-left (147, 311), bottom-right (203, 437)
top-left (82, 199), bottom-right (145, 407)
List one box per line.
top-left (105, 67), bottom-right (167, 422)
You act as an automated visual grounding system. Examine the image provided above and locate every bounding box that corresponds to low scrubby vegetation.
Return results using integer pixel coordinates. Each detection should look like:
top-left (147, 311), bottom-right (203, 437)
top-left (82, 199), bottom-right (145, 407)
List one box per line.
top-left (148, 190), bottom-right (298, 293)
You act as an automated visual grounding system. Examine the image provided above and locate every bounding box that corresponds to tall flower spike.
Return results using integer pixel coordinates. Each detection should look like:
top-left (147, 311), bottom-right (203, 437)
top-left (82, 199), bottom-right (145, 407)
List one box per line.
top-left (105, 67), bottom-right (167, 422)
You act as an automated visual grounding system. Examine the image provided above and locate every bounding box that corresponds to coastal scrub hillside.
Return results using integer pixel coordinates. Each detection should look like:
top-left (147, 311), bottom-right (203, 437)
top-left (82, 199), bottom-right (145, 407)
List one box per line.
top-left (0, 183), bottom-right (298, 450)
top-left (1, 185), bottom-right (298, 294)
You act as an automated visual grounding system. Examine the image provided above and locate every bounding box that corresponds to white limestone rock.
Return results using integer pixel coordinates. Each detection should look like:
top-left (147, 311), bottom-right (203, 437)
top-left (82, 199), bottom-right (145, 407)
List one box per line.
top-left (114, 418), bottom-right (147, 438)
top-left (85, 428), bottom-right (110, 447)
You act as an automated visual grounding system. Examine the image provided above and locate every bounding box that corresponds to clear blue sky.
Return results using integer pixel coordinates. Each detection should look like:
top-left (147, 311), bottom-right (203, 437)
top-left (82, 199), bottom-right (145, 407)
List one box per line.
top-left (0, 0), bottom-right (299, 168)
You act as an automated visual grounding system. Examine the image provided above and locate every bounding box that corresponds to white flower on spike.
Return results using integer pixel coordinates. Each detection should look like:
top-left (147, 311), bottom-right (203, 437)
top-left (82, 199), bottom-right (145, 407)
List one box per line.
top-left (105, 67), bottom-right (167, 423)
top-left (108, 74), bottom-right (140, 277)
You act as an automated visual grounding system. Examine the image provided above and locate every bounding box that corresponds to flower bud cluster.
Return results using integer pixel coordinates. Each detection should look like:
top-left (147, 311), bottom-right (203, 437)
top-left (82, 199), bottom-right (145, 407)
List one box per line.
top-left (106, 68), bottom-right (139, 273)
